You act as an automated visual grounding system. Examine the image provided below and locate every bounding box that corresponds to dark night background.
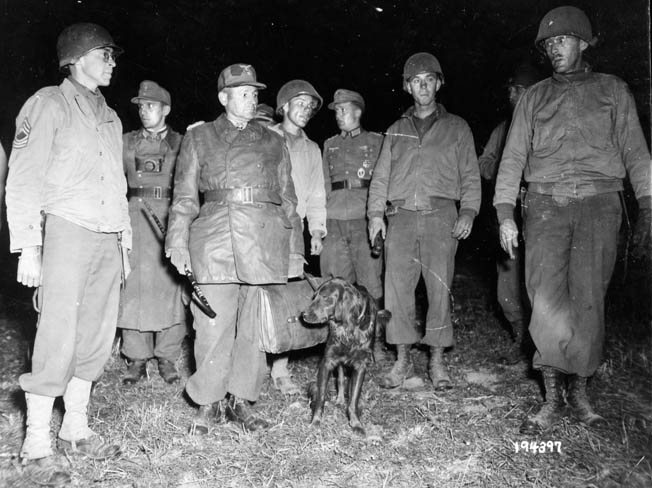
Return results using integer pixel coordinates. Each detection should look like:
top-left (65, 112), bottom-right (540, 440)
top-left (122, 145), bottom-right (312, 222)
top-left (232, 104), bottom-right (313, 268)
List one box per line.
top-left (1, 0), bottom-right (650, 151)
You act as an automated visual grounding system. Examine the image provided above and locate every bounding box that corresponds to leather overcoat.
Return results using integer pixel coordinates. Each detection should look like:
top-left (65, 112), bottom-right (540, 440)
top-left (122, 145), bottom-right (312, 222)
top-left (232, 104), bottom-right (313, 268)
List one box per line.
top-left (165, 115), bottom-right (303, 284)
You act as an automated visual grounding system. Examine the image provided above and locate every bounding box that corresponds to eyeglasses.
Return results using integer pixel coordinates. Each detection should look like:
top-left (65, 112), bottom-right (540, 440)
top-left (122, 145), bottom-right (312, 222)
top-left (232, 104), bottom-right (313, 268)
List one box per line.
top-left (81, 48), bottom-right (118, 64)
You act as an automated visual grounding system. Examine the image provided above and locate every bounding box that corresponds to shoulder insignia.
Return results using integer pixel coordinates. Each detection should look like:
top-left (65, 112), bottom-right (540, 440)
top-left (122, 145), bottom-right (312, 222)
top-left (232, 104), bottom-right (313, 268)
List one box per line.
top-left (13, 118), bottom-right (31, 149)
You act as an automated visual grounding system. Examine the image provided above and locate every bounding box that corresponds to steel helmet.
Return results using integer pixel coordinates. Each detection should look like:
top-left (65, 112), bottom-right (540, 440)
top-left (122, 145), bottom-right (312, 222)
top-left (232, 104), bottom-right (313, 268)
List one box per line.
top-left (276, 80), bottom-right (323, 115)
top-left (535, 6), bottom-right (596, 48)
top-left (403, 52), bottom-right (444, 84)
top-left (57, 22), bottom-right (122, 68)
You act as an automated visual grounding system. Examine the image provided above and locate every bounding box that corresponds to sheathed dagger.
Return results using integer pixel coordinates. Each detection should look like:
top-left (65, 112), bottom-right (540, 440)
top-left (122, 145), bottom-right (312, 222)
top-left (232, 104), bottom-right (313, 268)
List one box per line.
top-left (140, 199), bottom-right (217, 319)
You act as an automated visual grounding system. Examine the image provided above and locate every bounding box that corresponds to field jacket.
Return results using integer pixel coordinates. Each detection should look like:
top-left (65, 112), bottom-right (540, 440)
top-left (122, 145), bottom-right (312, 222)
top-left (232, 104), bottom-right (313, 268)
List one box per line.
top-left (6, 77), bottom-right (131, 252)
top-left (494, 67), bottom-right (652, 221)
top-left (367, 104), bottom-right (480, 220)
top-left (165, 115), bottom-right (303, 284)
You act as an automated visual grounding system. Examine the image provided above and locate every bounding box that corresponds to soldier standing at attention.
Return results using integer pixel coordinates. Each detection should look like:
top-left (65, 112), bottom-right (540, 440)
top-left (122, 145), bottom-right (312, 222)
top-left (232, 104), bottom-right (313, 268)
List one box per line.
top-left (120, 81), bottom-right (186, 386)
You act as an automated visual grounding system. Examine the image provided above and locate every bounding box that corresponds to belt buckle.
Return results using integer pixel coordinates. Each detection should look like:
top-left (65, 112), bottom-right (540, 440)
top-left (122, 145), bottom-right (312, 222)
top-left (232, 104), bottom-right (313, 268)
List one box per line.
top-left (153, 187), bottom-right (162, 199)
top-left (345, 180), bottom-right (352, 190)
top-left (242, 186), bottom-right (253, 204)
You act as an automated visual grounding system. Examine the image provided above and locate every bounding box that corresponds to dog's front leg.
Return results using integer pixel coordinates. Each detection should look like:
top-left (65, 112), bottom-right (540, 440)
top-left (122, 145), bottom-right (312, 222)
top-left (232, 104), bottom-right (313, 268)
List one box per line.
top-left (335, 364), bottom-right (346, 406)
top-left (347, 366), bottom-right (367, 436)
top-left (310, 358), bottom-right (331, 427)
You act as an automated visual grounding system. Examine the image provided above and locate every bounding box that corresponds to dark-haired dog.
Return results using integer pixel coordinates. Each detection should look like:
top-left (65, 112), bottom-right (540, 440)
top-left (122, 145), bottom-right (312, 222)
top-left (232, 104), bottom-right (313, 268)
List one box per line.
top-left (302, 278), bottom-right (376, 436)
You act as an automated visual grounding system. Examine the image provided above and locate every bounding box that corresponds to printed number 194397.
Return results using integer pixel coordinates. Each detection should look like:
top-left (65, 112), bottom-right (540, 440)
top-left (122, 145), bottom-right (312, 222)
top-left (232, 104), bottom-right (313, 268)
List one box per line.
top-left (513, 441), bottom-right (562, 453)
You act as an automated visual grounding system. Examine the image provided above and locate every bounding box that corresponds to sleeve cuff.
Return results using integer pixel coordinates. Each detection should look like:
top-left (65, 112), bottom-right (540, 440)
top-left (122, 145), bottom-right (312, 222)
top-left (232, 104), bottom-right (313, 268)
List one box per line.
top-left (495, 203), bottom-right (516, 223)
top-left (458, 208), bottom-right (477, 220)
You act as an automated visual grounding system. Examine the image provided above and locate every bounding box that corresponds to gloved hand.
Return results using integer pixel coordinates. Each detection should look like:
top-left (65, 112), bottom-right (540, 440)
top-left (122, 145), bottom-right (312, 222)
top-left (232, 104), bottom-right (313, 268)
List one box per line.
top-left (288, 253), bottom-right (306, 279)
top-left (499, 218), bottom-right (519, 259)
top-left (368, 216), bottom-right (386, 244)
top-left (632, 206), bottom-right (651, 259)
top-left (17, 246), bottom-right (42, 287)
top-left (310, 230), bottom-right (324, 256)
top-left (166, 248), bottom-right (192, 275)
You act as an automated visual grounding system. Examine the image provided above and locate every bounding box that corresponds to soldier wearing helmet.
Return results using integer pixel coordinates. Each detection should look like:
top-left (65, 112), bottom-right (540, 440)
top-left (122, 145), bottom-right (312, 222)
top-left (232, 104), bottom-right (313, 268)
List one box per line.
top-left (165, 64), bottom-right (303, 434)
top-left (368, 52), bottom-right (481, 391)
top-left (119, 81), bottom-right (186, 387)
top-left (320, 89), bottom-right (387, 359)
top-left (478, 64), bottom-right (540, 365)
top-left (494, 6), bottom-right (651, 434)
top-left (5, 23), bottom-right (129, 484)
top-left (268, 80), bottom-right (327, 395)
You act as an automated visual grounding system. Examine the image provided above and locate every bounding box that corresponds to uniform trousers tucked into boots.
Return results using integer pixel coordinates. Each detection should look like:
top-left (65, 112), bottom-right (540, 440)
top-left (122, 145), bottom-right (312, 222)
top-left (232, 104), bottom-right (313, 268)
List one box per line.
top-left (185, 284), bottom-right (268, 406)
top-left (384, 204), bottom-right (457, 347)
top-left (524, 192), bottom-right (621, 377)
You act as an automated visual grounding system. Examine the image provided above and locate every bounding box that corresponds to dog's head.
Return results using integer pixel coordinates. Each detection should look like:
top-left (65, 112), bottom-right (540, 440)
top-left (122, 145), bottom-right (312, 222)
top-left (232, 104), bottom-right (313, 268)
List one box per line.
top-left (302, 278), bottom-right (375, 331)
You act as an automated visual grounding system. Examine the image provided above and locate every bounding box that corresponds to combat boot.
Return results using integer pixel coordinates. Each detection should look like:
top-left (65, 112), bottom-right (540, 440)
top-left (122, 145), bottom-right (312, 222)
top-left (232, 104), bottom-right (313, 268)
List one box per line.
top-left (188, 401), bottom-right (224, 435)
top-left (122, 359), bottom-right (147, 385)
top-left (520, 368), bottom-right (566, 434)
top-left (158, 358), bottom-right (181, 384)
top-left (379, 344), bottom-right (414, 388)
top-left (225, 396), bottom-right (271, 432)
top-left (567, 375), bottom-right (606, 427)
top-left (373, 309), bottom-right (391, 362)
top-left (429, 346), bottom-right (453, 390)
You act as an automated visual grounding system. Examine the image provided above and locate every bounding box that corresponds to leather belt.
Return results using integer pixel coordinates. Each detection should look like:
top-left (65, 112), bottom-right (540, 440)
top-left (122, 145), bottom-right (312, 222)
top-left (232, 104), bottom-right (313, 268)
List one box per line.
top-left (128, 187), bottom-right (171, 199)
top-left (202, 187), bottom-right (282, 205)
top-left (331, 179), bottom-right (370, 191)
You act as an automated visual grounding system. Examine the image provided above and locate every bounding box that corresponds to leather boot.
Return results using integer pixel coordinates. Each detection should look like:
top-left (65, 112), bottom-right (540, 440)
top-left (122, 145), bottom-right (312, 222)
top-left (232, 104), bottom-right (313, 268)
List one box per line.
top-left (520, 368), bottom-right (566, 434)
top-left (58, 377), bottom-right (121, 460)
top-left (379, 344), bottom-right (414, 389)
top-left (428, 346), bottom-right (453, 390)
top-left (373, 309), bottom-right (391, 362)
top-left (497, 320), bottom-right (525, 365)
top-left (188, 402), bottom-right (223, 436)
top-left (567, 375), bottom-right (606, 427)
top-left (122, 359), bottom-right (147, 385)
top-left (225, 396), bottom-right (271, 432)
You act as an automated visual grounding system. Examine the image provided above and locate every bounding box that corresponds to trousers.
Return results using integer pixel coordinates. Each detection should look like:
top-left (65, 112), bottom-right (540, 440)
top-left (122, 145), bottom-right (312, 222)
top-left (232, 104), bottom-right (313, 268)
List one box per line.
top-left (524, 192), bottom-right (621, 376)
top-left (185, 284), bottom-right (268, 405)
top-left (20, 215), bottom-right (122, 397)
top-left (384, 204), bottom-right (458, 347)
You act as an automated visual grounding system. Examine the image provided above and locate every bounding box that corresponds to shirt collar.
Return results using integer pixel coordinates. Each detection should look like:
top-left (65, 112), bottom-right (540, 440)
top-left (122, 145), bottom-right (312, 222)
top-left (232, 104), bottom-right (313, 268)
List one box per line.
top-left (552, 62), bottom-right (593, 83)
top-left (140, 126), bottom-right (168, 141)
top-left (340, 127), bottom-right (362, 138)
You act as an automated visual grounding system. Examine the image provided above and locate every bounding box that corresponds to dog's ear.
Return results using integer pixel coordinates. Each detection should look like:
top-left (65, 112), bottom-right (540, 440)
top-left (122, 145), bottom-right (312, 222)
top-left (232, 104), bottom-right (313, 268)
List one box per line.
top-left (337, 283), bottom-right (363, 326)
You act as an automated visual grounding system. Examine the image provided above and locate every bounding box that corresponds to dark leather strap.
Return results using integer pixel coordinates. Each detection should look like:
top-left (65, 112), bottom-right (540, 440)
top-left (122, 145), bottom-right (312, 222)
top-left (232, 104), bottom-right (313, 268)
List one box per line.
top-left (202, 187), bottom-right (282, 205)
top-left (128, 187), bottom-right (171, 199)
top-left (331, 179), bottom-right (371, 191)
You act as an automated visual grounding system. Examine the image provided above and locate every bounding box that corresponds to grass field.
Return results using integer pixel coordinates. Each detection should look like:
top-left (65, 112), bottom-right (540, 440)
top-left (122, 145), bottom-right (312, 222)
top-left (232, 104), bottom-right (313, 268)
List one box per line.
top-left (0, 250), bottom-right (650, 487)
